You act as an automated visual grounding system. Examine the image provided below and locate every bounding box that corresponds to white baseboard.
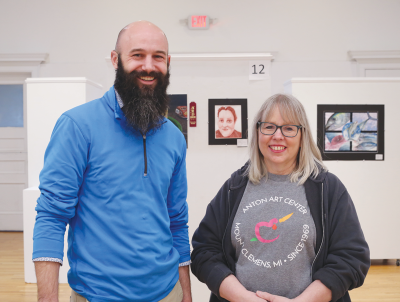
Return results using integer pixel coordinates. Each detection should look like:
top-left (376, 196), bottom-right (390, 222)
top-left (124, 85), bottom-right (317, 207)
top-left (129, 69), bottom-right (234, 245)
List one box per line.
top-left (0, 212), bottom-right (22, 231)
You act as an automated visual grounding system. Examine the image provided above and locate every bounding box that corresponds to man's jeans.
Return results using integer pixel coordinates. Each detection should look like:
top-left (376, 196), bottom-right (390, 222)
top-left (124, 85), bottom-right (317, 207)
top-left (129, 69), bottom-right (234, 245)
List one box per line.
top-left (70, 280), bottom-right (183, 302)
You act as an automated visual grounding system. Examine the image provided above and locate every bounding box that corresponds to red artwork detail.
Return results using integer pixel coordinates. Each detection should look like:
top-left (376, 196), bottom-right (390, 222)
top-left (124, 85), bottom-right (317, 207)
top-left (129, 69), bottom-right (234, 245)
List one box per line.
top-left (189, 102), bottom-right (197, 127)
top-left (175, 106), bottom-right (187, 119)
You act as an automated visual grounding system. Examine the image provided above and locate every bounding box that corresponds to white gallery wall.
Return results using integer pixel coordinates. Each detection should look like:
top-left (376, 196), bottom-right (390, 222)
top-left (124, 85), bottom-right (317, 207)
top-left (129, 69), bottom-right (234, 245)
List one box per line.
top-left (1, 0), bottom-right (400, 93)
top-left (285, 78), bottom-right (400, 260)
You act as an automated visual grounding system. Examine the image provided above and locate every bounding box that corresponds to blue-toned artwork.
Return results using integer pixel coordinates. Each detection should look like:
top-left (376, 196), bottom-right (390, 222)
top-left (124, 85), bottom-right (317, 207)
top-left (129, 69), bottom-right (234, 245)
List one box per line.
top-left (325, 112), bottom-right (350, 131)
top-left (0, 85), bottom-right (23, 127)
top-left (318, 105), bottom-right (384, 161)
top-left (353, 133), bottom-right (378, 151)
top-left (352, 113), bottom-right (377, 131)
top-left (324, 111), bottom-right (378, 152)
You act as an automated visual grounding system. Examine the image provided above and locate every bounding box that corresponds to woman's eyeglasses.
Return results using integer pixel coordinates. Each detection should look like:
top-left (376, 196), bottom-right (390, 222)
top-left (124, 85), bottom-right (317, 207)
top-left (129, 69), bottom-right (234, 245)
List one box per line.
top-left (258, 122), bottom-right (302, 137)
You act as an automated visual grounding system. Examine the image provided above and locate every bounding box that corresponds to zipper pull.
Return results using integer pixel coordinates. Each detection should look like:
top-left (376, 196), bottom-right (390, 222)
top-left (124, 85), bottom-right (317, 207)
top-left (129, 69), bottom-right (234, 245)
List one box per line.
top-left (142, 134), bottom-right (147, 176)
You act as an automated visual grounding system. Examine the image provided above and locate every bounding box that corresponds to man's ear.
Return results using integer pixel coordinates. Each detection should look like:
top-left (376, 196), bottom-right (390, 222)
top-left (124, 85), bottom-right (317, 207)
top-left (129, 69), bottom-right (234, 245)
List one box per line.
top-left (167, 55), bottom-right (171, 67)
top-left (111, 50), bottom-right (119, 70)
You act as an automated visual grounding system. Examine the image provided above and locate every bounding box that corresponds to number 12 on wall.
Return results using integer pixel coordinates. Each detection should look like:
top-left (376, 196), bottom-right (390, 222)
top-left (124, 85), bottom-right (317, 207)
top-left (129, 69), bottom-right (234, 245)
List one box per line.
top-left (249, 61), bottom-right (269, 81)
top-left (252, 64), bottom-right (265, 74)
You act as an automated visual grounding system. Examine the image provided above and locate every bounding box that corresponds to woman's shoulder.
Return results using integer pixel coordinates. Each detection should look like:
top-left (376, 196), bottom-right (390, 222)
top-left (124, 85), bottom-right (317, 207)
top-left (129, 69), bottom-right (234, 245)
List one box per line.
top-left (307, 169), bottom-right (347, 189)
top-left (311, 170), bottom-right (348, 197)
top-left (228, 162), bottom-right (249, 189)
top-left (307, 167), bottom-right (339, 182)
top-left (325, 171), bottom-right (345, 186)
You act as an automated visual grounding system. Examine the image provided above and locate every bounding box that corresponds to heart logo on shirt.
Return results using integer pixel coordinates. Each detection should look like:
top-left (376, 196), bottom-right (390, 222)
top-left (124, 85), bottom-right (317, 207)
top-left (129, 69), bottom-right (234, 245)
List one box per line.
top-left (251, 213), bottom-right (293, 243)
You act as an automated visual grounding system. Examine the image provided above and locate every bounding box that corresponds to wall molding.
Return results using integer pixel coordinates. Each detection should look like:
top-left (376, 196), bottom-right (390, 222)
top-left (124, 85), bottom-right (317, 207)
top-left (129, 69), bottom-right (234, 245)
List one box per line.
top-left (25, 77), bottom-right (103, 88)
top-left (348, 51), bottom-right (400, 76)
top-left (286, 77), bottom-right (400, 83)
top-left (284, 77), bottom-right (400, 89)
top-left (105, 52), bottom-right (274, 63)
top-left (348, 50), bottom-right (400, 62)
top-left (170, 53), bottom-right (274, 61)
top-left (0, 53), bottom-right (48, 66)
top-left (0, 53), bottom-right (48, 77)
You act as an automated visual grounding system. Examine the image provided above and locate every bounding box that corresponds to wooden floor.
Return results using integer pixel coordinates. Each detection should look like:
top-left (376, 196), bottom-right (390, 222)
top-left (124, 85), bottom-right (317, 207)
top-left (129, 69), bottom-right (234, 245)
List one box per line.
top-left (0, 232), bottom-right (399, 302)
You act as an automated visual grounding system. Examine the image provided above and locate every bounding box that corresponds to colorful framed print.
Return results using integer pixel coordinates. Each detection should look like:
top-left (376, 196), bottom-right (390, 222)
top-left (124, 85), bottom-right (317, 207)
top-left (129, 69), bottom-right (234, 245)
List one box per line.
top-left (317, 104), bottom-right (384, 160)
top-left (168, 94), bottom-right (188, 147)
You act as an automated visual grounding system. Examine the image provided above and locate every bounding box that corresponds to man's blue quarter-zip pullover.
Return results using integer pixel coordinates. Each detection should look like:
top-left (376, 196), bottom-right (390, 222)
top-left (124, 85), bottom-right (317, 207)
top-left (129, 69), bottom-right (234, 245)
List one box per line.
top-left (33, 86), bottom-right (190, 302)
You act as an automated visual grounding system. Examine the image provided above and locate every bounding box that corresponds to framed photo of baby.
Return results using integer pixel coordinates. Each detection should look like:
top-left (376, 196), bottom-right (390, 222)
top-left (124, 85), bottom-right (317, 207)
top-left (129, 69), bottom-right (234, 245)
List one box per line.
top-left (209, 99), bottom-right (248, 145)
top-left (317, 104), bottom-right (385, 160)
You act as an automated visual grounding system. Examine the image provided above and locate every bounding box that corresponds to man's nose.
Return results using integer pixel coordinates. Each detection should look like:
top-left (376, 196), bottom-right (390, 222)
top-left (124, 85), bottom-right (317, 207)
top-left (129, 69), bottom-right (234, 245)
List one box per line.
top-left (142, 56), bottom-right (155, 72)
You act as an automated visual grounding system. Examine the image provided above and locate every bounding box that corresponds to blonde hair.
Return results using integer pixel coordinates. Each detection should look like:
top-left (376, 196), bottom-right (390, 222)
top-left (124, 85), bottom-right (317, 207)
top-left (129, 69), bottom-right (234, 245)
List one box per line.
top-left (246, 94), bottom-right (327, 185)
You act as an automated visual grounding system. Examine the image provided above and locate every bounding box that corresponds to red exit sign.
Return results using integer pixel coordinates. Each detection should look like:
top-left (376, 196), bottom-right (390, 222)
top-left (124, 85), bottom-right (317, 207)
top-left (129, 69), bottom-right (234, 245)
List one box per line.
top-left (188, 15), bottom-right (209, 29)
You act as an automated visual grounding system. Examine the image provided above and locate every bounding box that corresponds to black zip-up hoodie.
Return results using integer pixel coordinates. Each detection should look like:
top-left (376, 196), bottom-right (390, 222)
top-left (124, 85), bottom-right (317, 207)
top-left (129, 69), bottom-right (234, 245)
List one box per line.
top-left (191, 164), bottom-right (370, 302)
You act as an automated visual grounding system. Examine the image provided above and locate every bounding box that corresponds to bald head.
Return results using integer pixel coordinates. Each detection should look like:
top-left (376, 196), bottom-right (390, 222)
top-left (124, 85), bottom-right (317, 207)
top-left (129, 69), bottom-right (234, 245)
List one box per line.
top-left (115, 21), bottom-right (169, 54)
top-left (110, 20), bottom-right (170, 90)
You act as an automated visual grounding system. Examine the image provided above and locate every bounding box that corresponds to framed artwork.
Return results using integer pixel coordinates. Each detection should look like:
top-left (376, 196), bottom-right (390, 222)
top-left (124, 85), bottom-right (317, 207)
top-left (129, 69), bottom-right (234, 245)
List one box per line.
top-left (317, 104), bottom-right (384, 160)
top-left (168, 94), bottom-right (188, 147)
top-left (209, 99), bottom-right (248, 145)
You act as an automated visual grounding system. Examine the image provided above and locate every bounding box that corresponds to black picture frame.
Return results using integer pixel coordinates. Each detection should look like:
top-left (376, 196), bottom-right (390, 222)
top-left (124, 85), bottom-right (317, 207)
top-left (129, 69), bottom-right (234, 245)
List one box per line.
top-left (209, 99), bottom-right (248, 145)
top-left (317, 104), bottom-right (384, 161)
top-left (168, 94), bottom-right (188, 147)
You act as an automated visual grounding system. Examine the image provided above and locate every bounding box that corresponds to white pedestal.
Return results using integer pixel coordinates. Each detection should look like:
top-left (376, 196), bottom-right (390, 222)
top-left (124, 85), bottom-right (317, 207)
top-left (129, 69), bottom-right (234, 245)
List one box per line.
top-left (26, 77), bottom-right (103, 188)
top-left (23, 78), bottom-right (103, 283)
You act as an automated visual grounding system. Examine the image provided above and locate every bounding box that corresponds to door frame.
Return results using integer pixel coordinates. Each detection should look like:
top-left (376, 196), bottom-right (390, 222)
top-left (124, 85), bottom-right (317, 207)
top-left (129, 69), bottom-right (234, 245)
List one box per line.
top-left (0, 54), bottom-right (47, 230)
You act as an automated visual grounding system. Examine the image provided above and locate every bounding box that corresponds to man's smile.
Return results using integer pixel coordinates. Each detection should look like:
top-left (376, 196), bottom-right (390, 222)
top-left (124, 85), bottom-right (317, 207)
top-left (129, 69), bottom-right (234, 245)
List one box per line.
top-left (138, 76), bottom-right (156, 85)
top-left (140, 76), bottom-right (155, 81)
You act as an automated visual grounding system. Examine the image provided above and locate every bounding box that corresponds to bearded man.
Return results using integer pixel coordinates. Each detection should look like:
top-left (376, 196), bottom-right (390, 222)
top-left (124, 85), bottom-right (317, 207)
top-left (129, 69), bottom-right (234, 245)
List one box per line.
top-left (32, 21), bottom-right (192, 302)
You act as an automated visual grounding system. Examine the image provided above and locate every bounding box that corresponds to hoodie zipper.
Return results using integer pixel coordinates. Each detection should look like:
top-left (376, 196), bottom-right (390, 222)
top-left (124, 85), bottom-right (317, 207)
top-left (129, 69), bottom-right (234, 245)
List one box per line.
top-left (142, 134), bottom-right (148, 176)
top-left (311, 183), bottom-right (325, 279)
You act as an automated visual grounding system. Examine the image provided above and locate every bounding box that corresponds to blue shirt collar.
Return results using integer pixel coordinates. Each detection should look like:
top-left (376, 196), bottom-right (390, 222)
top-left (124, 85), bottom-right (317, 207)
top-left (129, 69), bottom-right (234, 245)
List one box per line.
top-left (115, 89), bottom-right (124, 109)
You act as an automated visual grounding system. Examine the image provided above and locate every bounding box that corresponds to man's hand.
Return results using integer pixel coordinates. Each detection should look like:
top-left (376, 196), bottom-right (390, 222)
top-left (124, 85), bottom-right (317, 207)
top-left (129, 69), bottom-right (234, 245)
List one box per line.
top-left (178, 265), bottom-right (192, 302)
top-left (35, 261), bottom-right (60, 302)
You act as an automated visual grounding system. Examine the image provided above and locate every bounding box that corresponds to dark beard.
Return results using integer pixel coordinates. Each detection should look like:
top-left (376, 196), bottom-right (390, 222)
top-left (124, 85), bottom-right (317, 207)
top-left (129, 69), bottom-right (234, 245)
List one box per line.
top-left (114, 57), bottom-right (170, 134)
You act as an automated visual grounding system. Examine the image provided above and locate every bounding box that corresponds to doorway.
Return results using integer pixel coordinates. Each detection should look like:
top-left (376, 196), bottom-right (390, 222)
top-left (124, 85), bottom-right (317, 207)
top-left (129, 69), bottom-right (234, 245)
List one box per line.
top-left (0, 72), bottom-right (29, 230)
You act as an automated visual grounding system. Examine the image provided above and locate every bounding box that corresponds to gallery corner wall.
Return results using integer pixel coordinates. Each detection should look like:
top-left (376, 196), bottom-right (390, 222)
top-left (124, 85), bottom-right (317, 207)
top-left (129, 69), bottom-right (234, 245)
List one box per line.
top-left (284, 78), bottom-right (400, 260)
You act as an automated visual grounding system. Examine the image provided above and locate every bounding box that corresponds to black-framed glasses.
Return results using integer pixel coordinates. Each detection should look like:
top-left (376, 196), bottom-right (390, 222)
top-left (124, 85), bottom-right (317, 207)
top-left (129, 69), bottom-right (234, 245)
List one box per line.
top-left (258, 122), bottom-right (302, 137)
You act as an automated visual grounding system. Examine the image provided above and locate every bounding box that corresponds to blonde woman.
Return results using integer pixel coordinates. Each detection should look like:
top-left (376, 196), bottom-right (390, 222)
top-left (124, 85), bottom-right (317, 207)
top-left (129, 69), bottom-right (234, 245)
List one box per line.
top-left (191, 94), bottom-right (369, 302)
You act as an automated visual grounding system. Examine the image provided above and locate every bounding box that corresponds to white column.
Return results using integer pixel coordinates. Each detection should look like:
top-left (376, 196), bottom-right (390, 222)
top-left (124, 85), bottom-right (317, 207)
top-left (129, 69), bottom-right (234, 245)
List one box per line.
top-left (23, 78), bottom-right (103, 283)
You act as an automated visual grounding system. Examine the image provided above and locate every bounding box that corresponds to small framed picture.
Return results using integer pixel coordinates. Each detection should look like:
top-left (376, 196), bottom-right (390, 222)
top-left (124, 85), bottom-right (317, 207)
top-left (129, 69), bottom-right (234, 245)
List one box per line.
top-left (317, 104), bottom-right (384, 160)
top-left (209, 99), bottom-right (248, 145)
top-left (168, 94), bottom-right (188, 147)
